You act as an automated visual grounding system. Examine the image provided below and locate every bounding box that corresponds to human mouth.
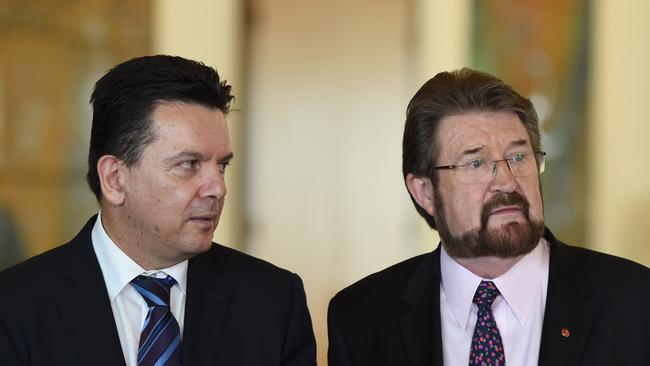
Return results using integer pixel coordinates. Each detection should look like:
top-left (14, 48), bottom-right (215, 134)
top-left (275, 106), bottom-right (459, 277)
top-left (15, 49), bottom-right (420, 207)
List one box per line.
top-left (480, 192), bottom-right (532, 228)
top-left (188, 213), bottom-right (218, 229)
top-left (489, 205), bottom-right (523, 216)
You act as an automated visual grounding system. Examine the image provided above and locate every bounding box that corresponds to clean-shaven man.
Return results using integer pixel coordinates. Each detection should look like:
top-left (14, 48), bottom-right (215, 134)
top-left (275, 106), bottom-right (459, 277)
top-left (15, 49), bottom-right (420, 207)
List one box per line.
top-left (0, 55), bottom-right (316, 366)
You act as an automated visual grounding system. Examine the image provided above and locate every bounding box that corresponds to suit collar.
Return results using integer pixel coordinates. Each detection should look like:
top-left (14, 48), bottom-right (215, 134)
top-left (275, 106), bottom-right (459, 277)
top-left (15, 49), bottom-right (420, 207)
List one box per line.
top-left (440, 238), bottom-right (550, 330)
top-left (55, 215), bottom-right (127, 366)
top-left (53, 216), bottom-right (237, 366)
top-left (400, 246), bottom-right (444, 366)
top-left (538, 228), bottom-right (597, 366)
top-left (181, 244), bottom-right (234, 366)
top-left (399, 229), bottom-right (597, 366)
top-left (90, 212), bottom-right (189, 300)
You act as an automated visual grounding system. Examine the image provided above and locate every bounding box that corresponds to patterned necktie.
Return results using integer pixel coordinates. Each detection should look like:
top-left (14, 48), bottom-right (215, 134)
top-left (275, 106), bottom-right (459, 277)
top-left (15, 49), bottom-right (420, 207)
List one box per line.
top-left (469, 280), bottom-right (506, 366)
top-left (131, 275), bottom-right (182, 366)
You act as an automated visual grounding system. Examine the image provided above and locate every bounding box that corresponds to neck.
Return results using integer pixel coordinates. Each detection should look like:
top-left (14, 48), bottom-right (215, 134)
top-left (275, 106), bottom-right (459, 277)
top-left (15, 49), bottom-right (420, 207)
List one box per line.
top-left (99, 209), bottom-right (174, 270)
top-left (452, 255), bottom-right (525, 279)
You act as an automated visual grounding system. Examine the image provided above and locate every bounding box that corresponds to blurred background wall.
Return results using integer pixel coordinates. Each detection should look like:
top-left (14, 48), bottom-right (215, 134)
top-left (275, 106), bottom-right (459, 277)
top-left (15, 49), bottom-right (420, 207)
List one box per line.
top-left (1, 0), bottom-right (649, 363)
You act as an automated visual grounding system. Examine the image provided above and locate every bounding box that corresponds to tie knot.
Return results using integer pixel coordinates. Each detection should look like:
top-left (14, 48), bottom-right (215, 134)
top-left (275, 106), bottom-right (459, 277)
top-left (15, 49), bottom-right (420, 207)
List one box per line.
top-left (473, 280), bottom-right (500, 309)
top-left (131, 275), bottom-right (176, 308)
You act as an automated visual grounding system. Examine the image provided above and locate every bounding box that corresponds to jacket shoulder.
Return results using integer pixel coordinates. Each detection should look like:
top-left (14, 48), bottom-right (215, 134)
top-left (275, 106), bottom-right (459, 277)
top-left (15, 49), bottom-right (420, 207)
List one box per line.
top-left (0, 243), bottom-right (69, 292)
top-left (557, 242), bottom-right (650, 286)
top-left (330, 252), bottom-right (431, 311)
top-left (0, 217), bottom-right (96, 293)
top-left (196, 243), bottom-right (301, 286)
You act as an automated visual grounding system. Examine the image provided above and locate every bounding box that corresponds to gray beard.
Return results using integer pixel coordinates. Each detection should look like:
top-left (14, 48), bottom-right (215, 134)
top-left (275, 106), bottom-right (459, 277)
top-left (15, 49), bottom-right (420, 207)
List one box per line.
top-left (435, 190), bottom-right (545, 259)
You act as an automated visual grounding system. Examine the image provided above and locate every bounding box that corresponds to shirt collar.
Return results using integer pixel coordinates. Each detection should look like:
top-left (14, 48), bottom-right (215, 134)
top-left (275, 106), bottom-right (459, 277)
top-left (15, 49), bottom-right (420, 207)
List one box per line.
top-left (91, 211), bottom-right (188, 302)
top-left (440, 238), bottom-right (549, 329)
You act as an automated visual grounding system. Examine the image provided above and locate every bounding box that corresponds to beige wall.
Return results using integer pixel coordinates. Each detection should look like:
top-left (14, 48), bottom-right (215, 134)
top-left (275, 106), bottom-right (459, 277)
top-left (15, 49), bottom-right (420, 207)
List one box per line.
top-left (589, 0), bottom-right (650, 266)
top-left (246, 1), bottom-right (412, 361)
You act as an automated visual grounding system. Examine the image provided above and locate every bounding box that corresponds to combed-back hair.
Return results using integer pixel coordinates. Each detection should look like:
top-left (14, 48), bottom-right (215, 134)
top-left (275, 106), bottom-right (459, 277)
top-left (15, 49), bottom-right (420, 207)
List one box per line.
top-left (402, 68), bottom-right (540, 229)
top-left (87, 55), bottom-right (234, 200)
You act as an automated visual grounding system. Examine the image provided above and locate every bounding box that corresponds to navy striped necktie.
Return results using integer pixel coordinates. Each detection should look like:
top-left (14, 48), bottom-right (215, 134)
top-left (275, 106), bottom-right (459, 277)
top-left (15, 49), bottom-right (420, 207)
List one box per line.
top-left (131, 275), bottom-right (182, 366)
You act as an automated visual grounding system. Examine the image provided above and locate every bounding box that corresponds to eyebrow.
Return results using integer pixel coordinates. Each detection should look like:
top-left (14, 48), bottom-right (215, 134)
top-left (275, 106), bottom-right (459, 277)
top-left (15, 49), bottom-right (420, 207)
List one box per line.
top-left (219, 152), bottom-right (235, 163)
top-left (460, 145), bottom-right (486, 155)
top-left (508, 138), bottom-right (529, 148)
top-left (460, 138), bottom-right (530, 156)
top-left (163, 150), bottom-right (234, 165)
top-left (163, 151), bottom-right (203, 165)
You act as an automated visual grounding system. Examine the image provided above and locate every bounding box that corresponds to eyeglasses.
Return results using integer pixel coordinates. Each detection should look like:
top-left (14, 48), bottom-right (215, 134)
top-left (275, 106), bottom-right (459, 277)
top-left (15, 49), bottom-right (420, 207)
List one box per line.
top-left (434, 150), bottom-right (546, 184)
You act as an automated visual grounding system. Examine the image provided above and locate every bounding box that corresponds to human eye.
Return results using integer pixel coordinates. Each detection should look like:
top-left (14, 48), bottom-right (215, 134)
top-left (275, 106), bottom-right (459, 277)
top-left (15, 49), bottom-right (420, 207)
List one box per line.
top-left (464, 157), bottom-right (485, 170)
top-left (218, 161), bottom-right (231, 174)
top-left (509, 152), bottom-right (528, 163)
top-left (179, 159), bottom-right (199, 170)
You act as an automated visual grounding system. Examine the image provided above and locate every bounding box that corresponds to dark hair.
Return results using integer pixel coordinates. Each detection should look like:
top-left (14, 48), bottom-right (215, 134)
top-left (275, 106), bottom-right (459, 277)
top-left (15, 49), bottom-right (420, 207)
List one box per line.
top-left (87, 55), bottom-right (234, 201)
top-left (402, 68), bottom-right (540, 229)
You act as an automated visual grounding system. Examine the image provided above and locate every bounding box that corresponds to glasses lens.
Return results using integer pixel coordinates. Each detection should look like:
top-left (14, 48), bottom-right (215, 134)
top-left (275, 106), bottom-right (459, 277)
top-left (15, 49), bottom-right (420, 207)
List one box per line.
top-left (454, 159), bottom-right (491, 184)
top-left (450, 151), bottom-right (546, 184)
top-left (508, 151), bottom-right (547, 177)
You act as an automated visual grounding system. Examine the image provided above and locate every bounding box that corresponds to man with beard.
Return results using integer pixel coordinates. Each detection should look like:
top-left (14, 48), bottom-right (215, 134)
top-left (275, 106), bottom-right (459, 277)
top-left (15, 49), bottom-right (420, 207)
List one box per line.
top-left (328, 68), bottom-right (650, 366)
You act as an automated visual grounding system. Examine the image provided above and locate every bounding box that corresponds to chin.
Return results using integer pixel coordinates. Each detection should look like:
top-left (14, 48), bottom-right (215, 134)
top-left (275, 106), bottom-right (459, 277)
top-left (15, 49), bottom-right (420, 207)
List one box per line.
top-left (486, 221), bottom-right (526, 241)
top-left (183, 237), bottom-right (214, 255)
top-left (197, 238), bottom-right (214, 251)
top-left (483, 220), bottom-right (544, 257)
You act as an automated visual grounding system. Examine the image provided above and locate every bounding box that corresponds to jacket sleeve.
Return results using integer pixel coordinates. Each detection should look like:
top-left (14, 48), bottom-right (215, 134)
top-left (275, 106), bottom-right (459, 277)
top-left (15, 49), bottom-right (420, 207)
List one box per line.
top-left (281, 274), bottom-right (317, 366)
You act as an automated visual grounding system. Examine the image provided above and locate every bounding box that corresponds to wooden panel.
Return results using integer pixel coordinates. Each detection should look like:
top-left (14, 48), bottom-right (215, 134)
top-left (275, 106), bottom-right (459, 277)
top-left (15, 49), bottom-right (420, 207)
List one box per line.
top-left (0, 0), bottom-right (151, 265)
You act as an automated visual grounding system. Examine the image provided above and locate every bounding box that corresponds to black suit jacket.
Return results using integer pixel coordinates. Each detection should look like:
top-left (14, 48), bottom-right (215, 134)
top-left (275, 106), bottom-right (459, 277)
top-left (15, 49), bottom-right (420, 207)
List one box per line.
top-left (0, 216), bottom-right (316, 366)
top-left (328, 229), bottom-right (650, 365)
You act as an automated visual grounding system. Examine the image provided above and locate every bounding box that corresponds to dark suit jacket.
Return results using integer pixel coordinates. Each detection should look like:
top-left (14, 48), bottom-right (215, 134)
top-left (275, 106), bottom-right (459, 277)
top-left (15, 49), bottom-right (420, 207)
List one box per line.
top-left (328, 229), bottom-right (650, 365)
top-left (0, 216), bottom-right (316, 366)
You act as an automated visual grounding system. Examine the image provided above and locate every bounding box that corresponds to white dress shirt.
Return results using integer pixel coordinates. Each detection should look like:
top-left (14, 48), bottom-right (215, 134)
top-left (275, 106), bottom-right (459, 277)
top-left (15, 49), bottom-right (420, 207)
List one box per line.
top-left (91, 212), bottom-right (188, 366)
top-left (440, 239), bottom-right (549, 366)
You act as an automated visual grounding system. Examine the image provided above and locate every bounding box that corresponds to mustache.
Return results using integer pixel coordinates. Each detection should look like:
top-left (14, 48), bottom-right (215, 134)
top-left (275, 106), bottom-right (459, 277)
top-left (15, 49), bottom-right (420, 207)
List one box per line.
top-left (480, 191), bottom-right (530, 226)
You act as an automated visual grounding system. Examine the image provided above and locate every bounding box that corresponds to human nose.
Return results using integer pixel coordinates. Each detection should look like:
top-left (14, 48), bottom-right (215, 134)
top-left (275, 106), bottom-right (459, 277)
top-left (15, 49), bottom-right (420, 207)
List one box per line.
top-left (488, 159), bottom-right (517, 193)
top-left (198, 165), bottom-right (227, 200)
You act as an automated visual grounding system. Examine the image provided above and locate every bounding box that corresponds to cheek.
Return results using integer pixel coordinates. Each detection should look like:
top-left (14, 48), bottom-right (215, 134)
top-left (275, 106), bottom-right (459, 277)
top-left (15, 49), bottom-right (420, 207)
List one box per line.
top-left (164, 188), bottom-right (196, 214)
top-left (521, 179), bottom-right (544, 219)
top-left (443, 187), bottom-right (485, 230)
top-left (137, 181), bottom-right (191, 219)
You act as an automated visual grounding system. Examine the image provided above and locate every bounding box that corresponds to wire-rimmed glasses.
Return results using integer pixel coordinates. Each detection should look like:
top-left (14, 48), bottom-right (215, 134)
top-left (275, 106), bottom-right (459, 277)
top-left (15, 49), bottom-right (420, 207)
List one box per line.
top-left (434, 150), bottom-right (546, 184)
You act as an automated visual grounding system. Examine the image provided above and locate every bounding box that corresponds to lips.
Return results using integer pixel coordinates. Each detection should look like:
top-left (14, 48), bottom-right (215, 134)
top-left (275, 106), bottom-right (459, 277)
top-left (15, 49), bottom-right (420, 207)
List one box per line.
top-left (189, 213), bottom-right (218, 221)
top-left (188, 214), bottom-right (218, 231)
top-left (490, 205), bottom-right (523, 215)
top-left (188, 211), bottom-right (219, 226)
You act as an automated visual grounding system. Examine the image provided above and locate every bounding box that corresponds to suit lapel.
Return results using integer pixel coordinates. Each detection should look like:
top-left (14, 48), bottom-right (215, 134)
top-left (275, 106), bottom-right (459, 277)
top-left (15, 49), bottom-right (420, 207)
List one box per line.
top-left (538, 230), bottom-right (596, 366)
top-left (53, 217), bottom-right (127, 366)
top-left (400, 247), bottom-right (444, 366)
top-left (181, 246), bottom-right (233, 366)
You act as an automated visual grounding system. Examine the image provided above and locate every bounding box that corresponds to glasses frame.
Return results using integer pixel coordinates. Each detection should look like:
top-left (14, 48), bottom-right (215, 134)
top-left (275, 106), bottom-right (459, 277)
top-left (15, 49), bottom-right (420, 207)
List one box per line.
top-left (433, 150), bottom-right (547, 178)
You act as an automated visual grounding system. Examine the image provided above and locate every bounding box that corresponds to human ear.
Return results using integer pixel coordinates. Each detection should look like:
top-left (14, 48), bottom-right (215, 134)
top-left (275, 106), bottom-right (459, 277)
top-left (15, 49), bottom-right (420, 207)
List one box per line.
top-left (97, 155), bottom-right (126, 206)
top-left (405, 173), bottom-right (436, 217)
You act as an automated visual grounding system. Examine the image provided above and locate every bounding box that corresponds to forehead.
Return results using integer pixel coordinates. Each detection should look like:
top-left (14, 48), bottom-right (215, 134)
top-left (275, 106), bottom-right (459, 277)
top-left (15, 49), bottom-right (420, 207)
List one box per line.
top-left (148, 102), bottom-right (230, 154)
top-left (436, 111), bottom-right (530, 158)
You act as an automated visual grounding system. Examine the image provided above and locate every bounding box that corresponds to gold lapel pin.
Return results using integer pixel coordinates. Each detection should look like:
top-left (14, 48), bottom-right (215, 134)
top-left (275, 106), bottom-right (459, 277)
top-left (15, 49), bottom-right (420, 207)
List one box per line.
top-left (561, 328), bottom-right (570, 338)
